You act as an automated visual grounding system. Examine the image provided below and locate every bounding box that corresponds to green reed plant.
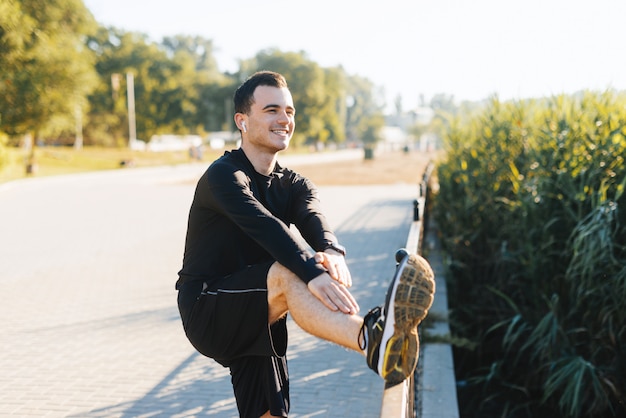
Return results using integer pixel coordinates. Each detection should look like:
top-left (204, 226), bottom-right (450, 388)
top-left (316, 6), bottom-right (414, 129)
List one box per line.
top-left (435, 91), bottom-right (626, 417)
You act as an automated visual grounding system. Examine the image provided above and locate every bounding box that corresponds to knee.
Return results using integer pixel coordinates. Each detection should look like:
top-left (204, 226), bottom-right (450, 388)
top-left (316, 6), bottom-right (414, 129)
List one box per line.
top-left (267, 262), bottom-right (293, 292)
top-left (267, 262), bottom-right (297, 321)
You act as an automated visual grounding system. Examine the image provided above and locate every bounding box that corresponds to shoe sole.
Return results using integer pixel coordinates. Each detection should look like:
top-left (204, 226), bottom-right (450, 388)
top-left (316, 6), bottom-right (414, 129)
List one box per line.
top-left (380, 253), bottom-right (435, 385)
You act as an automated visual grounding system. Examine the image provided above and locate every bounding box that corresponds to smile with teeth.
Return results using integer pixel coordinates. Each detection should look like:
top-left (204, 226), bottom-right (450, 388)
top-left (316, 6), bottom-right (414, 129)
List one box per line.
top-left (271, 129), bottom-right (289, 135)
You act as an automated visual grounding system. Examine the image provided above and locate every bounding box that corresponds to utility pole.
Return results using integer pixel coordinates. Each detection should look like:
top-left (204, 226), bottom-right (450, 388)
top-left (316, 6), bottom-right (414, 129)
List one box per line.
top-left (74, 102), bottom-right (83, 150)
top-left (126, 72), bottom-right (137, 148)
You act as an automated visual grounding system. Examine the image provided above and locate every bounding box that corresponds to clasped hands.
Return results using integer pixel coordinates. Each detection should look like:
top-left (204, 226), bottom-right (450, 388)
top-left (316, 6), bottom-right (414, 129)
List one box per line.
top-left (308, 251), bottom-right (359, 315)
top-left (314, 251), bottom-right (352, 288)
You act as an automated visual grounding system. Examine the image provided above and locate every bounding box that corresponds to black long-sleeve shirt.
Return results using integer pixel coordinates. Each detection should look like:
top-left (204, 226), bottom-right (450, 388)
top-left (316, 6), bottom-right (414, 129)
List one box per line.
top-left (176, 148), bottom-right (337, 289)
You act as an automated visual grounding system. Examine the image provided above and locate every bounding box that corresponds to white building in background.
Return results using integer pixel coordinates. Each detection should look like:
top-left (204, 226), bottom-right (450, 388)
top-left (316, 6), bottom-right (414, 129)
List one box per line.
top-left (386, 106), bottom-right (435, 131)
top-left (146, 135), bottom-right (202, 152)
top-left (130, 132), bottom-right (241, 152)
top-left (382, 105), bottom-right (439, 152)
top-left (206, 131), bottom-right (240, 149)
top-left (379, 126), bottom-right (409, 151)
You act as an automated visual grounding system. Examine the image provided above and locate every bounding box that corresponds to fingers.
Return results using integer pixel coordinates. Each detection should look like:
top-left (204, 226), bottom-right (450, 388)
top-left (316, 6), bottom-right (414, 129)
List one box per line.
top-left (308, 275), bottom-right (360, 315)
top-left (325, 283), bottom-right (358, 314)
top-left (337, 263), bottom-right (352, 288)
top-left (315, 252), bottom-right (352, 288)
top-left (334, 283), bottom-right (359, 313)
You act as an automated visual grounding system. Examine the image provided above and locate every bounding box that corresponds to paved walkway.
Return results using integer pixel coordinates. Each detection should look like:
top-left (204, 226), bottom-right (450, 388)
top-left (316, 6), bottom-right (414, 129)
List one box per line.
top-left (0, 161), bottom-right (420, 417)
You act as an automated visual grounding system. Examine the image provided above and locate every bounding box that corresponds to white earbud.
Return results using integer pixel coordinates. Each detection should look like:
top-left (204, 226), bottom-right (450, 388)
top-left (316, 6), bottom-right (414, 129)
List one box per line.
top-left (241, 122), bottom-right (247, 132)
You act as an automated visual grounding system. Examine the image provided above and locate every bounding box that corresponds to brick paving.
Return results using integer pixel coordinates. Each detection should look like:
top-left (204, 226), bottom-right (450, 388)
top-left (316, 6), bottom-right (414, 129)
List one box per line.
top-left (0, 162), bottom-right (419, 417)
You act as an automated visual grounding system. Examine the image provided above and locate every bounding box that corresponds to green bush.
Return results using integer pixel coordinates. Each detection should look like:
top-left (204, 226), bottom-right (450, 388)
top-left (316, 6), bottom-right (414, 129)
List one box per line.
top-left (435, 91), bottom-right (626, 417)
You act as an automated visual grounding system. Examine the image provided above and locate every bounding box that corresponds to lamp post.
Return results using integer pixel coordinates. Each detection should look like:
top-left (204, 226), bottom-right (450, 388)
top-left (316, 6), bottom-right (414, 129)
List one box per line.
top-left (126, 72), bottom-right (137, 148)
top-left (345, 95), bottom-right (355, 144)
top-left (74, 102), bottom-right (83, 150)
top-left (111, 72), bottom-right (136, 148)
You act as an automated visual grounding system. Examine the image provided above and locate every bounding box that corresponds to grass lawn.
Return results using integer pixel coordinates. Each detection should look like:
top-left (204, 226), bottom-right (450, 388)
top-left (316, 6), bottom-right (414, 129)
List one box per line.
top-left (0, 146), bottom-right (223, 184)
top-left (0, 145), bottom-right (440, 186)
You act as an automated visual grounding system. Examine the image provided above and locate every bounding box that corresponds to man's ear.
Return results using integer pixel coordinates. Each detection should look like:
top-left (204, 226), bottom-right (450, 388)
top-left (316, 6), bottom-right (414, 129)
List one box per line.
top-left (234, 114), bottom-right (246, 132)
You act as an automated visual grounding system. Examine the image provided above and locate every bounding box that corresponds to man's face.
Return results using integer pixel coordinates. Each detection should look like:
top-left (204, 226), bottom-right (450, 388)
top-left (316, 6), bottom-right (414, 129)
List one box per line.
top-left (244, 85), bottom-right (295, 153)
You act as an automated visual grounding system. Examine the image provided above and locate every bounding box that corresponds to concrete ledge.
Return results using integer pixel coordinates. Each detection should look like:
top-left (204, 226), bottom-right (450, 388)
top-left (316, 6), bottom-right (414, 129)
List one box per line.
top-left (420, 220), bottom-right (459, 418)
top-left (421, 344), bottom-right (459, 418)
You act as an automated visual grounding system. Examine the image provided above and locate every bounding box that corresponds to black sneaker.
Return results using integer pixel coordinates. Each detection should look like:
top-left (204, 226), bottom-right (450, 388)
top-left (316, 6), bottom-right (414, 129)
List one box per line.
top-left (360, 306), bottom-right (384, 372)
top-left (360, 250), bottom-right (435, 386)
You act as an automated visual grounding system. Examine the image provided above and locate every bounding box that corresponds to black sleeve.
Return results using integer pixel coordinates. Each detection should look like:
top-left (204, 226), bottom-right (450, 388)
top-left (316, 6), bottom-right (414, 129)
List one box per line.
top-left (289, 174), bottom-right (338, 252)
top-left (206, 162), bottom-right (326, 283)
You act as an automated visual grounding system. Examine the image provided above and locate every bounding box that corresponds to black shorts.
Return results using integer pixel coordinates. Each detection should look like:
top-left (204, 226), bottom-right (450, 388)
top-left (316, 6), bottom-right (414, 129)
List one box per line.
top-left (177, 262), bottom-right (289, 417)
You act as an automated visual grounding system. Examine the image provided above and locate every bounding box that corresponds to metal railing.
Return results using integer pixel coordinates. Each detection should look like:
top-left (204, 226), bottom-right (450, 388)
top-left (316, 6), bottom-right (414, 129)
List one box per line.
top-left (379, 162), bottom-right (434, 418)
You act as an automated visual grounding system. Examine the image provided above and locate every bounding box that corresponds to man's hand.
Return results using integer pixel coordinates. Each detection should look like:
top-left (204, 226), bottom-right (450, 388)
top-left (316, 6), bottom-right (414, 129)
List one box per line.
top-left (308, 273), bottom-right (360, 315)
top-left (314, 251), bottom-right (352, 287)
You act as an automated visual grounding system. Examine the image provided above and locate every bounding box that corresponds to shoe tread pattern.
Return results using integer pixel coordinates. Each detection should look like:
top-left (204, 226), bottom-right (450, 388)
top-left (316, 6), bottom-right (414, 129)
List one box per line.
top-left (382, 253), bottom-right (435, 385)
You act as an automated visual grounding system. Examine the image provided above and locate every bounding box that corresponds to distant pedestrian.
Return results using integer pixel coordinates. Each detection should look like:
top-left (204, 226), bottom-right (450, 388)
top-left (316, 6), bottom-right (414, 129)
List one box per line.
top-left (188, 144), bottom-right (203, 161)
top-left (176, 71), bottom-right (435, 417)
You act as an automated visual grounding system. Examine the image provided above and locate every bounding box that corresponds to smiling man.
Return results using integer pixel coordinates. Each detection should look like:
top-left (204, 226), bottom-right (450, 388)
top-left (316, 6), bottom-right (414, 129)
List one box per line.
top-left (176, 71), bottom-right (435, 418)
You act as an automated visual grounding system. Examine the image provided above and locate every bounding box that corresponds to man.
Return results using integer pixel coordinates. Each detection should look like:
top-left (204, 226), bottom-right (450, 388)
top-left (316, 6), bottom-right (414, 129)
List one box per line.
top-left (176, 71), bottom-right (435, 417)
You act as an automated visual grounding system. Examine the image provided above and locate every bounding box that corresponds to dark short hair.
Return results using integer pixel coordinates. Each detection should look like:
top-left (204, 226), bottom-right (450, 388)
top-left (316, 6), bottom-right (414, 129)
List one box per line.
top-left (234, 71), bottom-right (289, 115)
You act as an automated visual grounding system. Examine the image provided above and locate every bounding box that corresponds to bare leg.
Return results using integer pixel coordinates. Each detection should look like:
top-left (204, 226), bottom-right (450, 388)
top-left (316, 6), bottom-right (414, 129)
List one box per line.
top-left (267, 262), bottom-right (364, 353)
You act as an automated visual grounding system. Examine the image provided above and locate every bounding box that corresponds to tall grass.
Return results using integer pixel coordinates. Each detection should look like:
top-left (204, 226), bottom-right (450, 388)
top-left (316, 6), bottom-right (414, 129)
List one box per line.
top-left (435, 91), bottom-right (626, 417)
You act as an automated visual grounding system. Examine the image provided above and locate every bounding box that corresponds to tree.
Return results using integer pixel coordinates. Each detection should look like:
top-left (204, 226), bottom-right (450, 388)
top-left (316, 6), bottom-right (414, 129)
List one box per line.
top-left (160, 35), bottom-right (233, 133)
top-left (0, 0), bottom-right (97, 172)
top-left (161, 35), bottom-right (220, 75)
top-left (0, 0), bottom-right (33, 79)
top-left (0, 0), bottom-right (32, 165)
top-left (319, 66), bottom-right (349, 146)
top-left (394, 94), bottom-right (403, 116)
top-left (85, 28), bottom-right (231, 145)
top-left (345, 74), bottom-right (386, 158)
top-left (1, 0), bottom-right (97, 133)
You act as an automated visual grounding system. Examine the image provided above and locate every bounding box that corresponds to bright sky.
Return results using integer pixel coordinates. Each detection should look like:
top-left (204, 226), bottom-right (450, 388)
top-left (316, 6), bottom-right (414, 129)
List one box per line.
top-left (83, 0), bottom-right (626, 111)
